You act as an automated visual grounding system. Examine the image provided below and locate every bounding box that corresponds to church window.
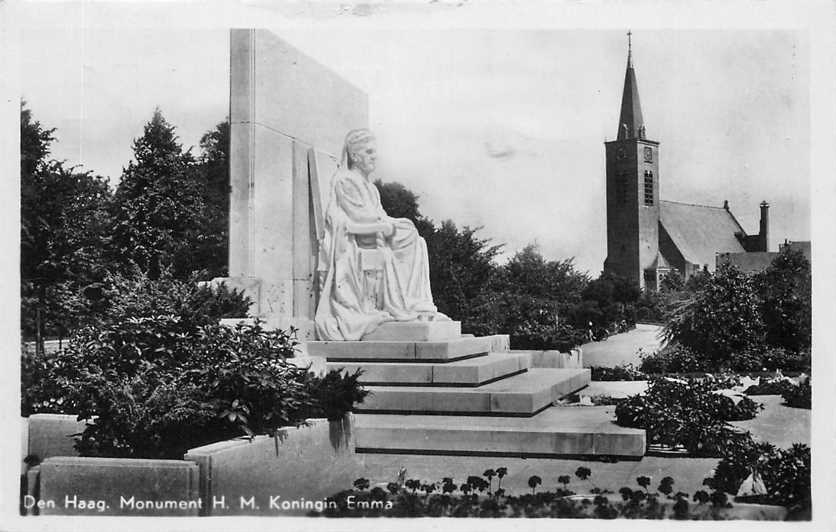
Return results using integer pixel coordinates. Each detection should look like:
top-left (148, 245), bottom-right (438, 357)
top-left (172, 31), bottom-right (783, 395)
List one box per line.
top-left (644, 171), bottom-right (654, 205)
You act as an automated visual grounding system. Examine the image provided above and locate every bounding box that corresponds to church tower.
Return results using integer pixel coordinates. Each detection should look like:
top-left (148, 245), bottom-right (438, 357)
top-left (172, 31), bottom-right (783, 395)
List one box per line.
top-left (603, 32), bottom-right (661, 290)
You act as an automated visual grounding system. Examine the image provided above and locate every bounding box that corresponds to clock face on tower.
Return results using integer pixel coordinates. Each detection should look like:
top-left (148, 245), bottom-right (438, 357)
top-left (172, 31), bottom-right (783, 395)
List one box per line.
top-left (643, 147), bottom-right (653, 162)
top-left (616, 146), bottom-right (627, 160)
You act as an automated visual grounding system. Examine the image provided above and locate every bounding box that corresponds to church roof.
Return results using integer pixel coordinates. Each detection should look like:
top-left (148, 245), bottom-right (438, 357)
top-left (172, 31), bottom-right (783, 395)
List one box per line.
top-left (660, 200), bottom-right (746, 268)
top-left (617, 33), bottom-right (644, 140)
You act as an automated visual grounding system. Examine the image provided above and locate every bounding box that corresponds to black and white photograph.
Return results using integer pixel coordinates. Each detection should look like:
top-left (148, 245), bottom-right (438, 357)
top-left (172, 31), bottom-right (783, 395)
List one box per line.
top-left (2, 1), bottom-right (834, 529)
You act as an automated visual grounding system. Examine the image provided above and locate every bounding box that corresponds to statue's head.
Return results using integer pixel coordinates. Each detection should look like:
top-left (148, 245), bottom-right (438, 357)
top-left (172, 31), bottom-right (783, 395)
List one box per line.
top-left (343, 128), bottom-right (377, 176)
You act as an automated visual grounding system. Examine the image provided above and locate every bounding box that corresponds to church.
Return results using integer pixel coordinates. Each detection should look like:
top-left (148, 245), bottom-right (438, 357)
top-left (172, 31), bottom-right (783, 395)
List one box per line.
top-left (603, 34), bottom-right (771, 291)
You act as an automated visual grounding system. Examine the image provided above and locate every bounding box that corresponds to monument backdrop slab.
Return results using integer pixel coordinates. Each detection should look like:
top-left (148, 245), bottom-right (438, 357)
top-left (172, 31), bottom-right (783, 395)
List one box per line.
top-left (227, 29), bottom-right (368, 336)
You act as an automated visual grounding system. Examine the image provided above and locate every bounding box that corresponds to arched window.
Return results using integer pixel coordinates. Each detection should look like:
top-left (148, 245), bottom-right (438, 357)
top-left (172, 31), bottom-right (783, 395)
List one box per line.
top-left (644, 171), bottom-right (654, 205)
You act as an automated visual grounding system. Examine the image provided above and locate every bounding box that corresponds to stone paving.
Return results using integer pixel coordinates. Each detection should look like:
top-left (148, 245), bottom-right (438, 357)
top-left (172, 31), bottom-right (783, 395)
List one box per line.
top-left (581, 323), bottom-right (665, 368)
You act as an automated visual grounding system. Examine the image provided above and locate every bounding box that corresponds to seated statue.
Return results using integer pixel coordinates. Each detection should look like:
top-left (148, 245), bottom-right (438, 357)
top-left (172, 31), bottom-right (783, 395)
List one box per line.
top-left (314, 129), bottom-right (447, 341)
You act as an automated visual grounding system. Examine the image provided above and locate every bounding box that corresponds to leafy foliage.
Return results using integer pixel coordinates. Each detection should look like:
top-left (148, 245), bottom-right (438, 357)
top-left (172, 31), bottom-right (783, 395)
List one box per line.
top-left (590, 364), bottom-right (646, 381)
top-left (638, 344), bottom-right (713, 374)
top-left (193, 118), bottom-right (231, 278)
top-left (110, 109), bottom-right (211, 280)
top-left (705, 441), bottom-right (811, 518)
top-left (614, 377), bottom-right (762, 456)
top-left (21, 276), bottom-right (366, 457)
top-left (781, 380), bottom-right (811, 409)
top-left (663, 263), bottom-right (764, 364)
top-left (426, 220), bottom-right (502, 322)
top-left (20, 103), bottom-right (113, 341)
top-left (753, 248), bottom-right (811, 352)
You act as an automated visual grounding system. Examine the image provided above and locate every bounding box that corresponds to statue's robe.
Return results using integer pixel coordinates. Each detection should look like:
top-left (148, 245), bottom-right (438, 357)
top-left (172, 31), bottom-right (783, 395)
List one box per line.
top-left (314, 168), bottom-right (438, 341)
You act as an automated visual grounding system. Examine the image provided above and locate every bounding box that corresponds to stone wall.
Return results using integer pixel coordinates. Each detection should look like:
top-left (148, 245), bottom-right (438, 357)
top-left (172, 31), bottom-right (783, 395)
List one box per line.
top-left (184, 416), bottom-right (365, 516)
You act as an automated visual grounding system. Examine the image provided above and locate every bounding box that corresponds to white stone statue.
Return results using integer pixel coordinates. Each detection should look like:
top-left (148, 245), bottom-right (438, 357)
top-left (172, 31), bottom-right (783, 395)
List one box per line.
top-left (314, 129), bottom-right (447, 341)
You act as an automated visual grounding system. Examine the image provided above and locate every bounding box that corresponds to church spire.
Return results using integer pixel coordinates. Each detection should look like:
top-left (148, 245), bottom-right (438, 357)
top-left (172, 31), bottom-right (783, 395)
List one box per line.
top-left (617, 30), bottom-right (645, 140)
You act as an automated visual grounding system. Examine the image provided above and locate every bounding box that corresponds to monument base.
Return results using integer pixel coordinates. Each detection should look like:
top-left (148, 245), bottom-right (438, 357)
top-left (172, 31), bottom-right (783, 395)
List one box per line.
top-left (362, 320), bottom-right (461, 342)
top-left (315, 328), bottom-right (645, 457)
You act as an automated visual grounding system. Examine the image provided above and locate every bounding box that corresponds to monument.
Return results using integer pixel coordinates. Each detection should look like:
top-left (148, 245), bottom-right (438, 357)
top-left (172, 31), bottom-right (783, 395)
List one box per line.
top-left (211, 28), bottom-right (368, 339)
top-left (220, 29), bottom-right (644, 458)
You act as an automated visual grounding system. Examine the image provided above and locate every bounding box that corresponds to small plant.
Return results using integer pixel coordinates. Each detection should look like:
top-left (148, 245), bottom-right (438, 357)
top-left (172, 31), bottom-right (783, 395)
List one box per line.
top-left (313, 470), bottom-right (776, 519)
top-left (528, 475), bottom-right (542, 495)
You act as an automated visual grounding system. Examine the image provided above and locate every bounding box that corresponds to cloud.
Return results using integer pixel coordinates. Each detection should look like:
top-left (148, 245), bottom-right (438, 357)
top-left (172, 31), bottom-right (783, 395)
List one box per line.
top-left (484, 140), bottom-right (515, 159)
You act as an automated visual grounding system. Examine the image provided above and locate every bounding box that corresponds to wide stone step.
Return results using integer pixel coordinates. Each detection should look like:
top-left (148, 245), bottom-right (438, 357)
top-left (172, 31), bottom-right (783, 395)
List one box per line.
top-left (327, 352), bottom-right (531, 386)
top-left (356, 368), bottom-right (590, 416)
top-left (308, 336), bottom-right (492, 362)
top-left (354, 405), bottom-right (645, 458)
top-left (361, 321), bottom-right (462, 342)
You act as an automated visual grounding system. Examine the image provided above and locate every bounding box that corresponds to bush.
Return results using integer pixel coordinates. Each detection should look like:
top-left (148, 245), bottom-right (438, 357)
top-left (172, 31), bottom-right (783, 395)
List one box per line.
top-left (781, 381), bottom-right (811, 409)
top-left (705, 441), bottom-right (811, 518)
top-left (743, 379), bottom-right (797, 396)
top-left (663, 264), bottom-right (764, 365)
top-left (614, 377), bottom-right (762, 456)
top-left (92, 269), bottom-right (251, 330)
top-left (639, 343), bottom-right (810, 375)
top-left (21, 276), bottom-right (368, 458)
top-left (590, 364), bottom-right (646, 381)
top-left (760, 347), bottom-right (811, 372)
top-left (638, 344), bottom-right (712, 374)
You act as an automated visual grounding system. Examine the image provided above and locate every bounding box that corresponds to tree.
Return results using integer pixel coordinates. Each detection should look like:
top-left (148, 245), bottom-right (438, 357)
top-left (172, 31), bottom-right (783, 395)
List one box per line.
top-left (375, 179), bottom-right (434, 237)
top-left (194, 119), bottom-right (230, 278)
top-left (470, 245), bottom-right (588, 350)
top-left (20, 103), bottom-right (112, 344)
top-left (755, 247), bottom-right (811, 352)
top-left (426, 220), bottom-right (502, 320)
top-left (663, 263), bottom-right (764, 363)
top-left (375, 179), bottom-right (501, 320)
top-left (110, 109), bottom-right (207, 279)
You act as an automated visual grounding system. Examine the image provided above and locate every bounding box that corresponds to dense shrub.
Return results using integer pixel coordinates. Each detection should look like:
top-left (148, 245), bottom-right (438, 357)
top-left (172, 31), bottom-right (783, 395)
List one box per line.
top-left (781, 381), bottom-right (811, 409)
top-left (705, 441), bottom-right (811, 519)
top-left (663, 264), bottom-right (764, 365)
top-left (743, 379), bottom-right (797, 396)
top-left (590, 364), bottom-right (646, 381)
top-left (639, 343), bottom-right (812, 375)
top-left (754, 248), bottom-right (811, 352)
top-left (760, 347), bottom-right (811, 372)
top-left (638, 344), bottom-right (712, 374)
top-left (315, 469), bottom-right (748, 519)
top-left (614, 377), bottom-right (762, 456)
top-left (21, 276), bottom-right (368, 458)
top-left (91, 269), bottom-right (251, 329)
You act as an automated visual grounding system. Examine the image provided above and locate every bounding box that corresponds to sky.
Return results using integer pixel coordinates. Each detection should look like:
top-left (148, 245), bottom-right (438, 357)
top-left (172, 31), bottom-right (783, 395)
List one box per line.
top-left (19, 22), bottom-right (810, 276)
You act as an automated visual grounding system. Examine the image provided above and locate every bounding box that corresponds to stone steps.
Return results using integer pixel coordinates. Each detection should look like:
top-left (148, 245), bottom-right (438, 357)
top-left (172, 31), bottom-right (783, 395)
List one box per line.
top-left (354, 406), bottom-right (646, 458)
top-left (326, 352), bottom-right (531, 386)
top-left (308, 335), bottom-right (492, 362)
top-left (309, 322), bottom-right (644, 458)
top-left (357, 368), bottom-right (590, 416)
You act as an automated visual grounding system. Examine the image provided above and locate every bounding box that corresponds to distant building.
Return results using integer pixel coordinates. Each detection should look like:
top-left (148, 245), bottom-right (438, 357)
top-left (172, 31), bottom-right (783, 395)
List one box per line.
top-left (603, 34), bottom-right (777, 290)
top-left (717, 239), bottom-right (811, 273)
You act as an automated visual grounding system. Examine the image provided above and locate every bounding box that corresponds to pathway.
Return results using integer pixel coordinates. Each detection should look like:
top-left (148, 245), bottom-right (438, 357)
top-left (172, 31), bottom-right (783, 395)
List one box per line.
top-left (581, 323), bottom-right (665, 368)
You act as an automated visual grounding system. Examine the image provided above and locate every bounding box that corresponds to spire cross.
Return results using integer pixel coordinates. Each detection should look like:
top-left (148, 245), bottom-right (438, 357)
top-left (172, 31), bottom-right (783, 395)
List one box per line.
top-left (627, 30), bottom-right (633, 66)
